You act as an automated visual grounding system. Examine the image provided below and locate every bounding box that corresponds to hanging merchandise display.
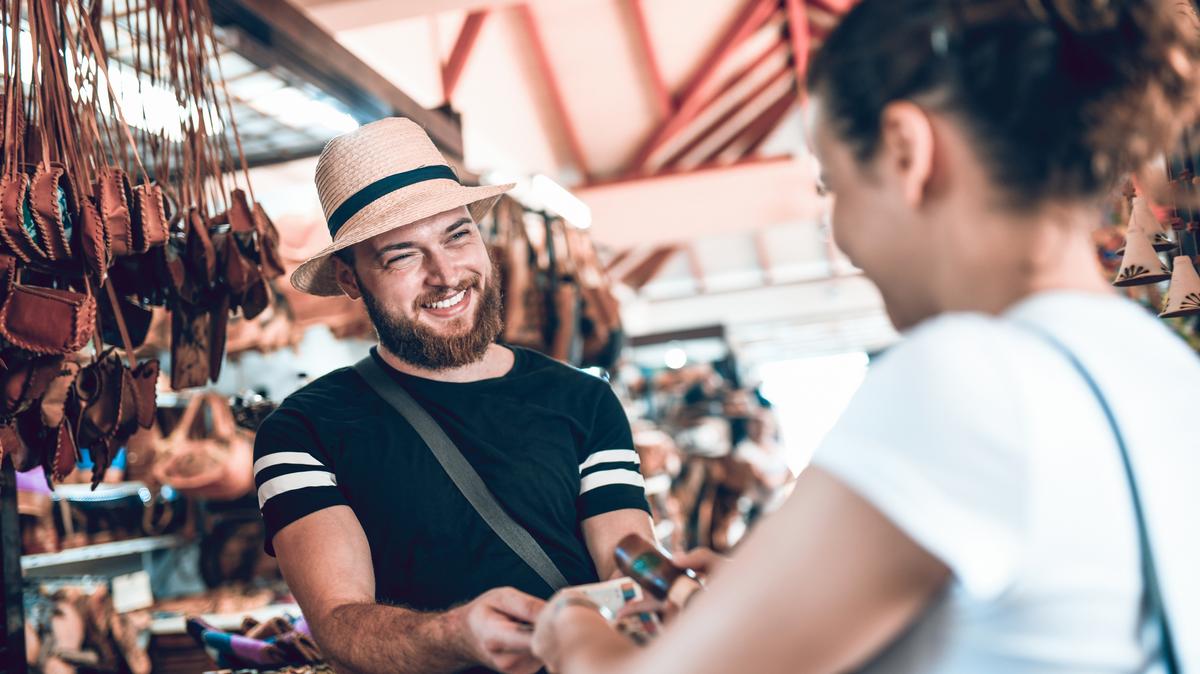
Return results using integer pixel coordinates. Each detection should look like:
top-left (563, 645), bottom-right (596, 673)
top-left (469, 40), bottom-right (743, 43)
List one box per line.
top-left (0, 0), bottom-right (282, 488)
top-left (485, 195), bottom-right (624, 369)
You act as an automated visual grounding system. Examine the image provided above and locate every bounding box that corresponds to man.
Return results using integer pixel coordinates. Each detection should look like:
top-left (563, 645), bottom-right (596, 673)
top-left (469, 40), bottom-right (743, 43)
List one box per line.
top-left (254, 118), bottom-right (654, 674)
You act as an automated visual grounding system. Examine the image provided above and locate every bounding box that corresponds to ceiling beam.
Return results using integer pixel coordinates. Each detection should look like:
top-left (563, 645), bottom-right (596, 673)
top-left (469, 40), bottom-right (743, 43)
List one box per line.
top-left (517, 4), bottom-right (593, 184)
top-left (665, 65), bottom-right (794, 172)
top-left (210, 0), bottom-right (464, 161)
top-left (621, 0), bottom-right (779, 177)
top-left (710, 91), bottom-right (795, 164)
top-left (622, 246), bottom-right (681, 290)
top-left (442, 10), bottom-right (490, 104)
top-left (625, 0), bottom-right (673, 121)
top-left (647, 38), bottom-right (789, 172)
top-left (293, 0), bottom-right (515, 32)
top-left (753, 230), bottom-right (775, 285)
top-left (784, 0), bottom-right (811, 104)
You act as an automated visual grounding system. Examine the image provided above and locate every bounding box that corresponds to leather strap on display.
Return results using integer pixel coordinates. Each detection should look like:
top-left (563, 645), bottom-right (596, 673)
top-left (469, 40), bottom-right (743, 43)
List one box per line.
top-left (353, 355), bottom-right (569, 592)
top-left (1017, 322), bottom-right (1178, 673)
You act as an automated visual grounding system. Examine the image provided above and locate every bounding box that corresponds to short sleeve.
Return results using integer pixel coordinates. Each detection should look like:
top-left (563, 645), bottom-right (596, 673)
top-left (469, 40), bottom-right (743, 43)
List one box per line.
top-left (254, 408), bottom-right (349, 556)
top-left (812, 316), bottom-right (1031, 600)
top-left (577, 386), bottom-right (650, 520)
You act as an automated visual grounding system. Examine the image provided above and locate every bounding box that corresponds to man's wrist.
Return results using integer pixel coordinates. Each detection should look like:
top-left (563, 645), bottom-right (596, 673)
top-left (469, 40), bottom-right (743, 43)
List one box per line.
top-left (441, 603), bottom-right (480, 666)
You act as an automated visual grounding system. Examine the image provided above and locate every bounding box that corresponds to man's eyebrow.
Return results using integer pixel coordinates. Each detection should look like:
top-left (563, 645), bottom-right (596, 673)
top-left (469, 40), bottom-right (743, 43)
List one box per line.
top-left (373, 218), bottom-right (473, 259)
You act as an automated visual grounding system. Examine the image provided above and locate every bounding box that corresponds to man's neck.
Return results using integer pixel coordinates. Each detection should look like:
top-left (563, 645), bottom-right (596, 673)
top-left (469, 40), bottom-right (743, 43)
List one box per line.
top-left (375, 343), bottom-right (515, 383)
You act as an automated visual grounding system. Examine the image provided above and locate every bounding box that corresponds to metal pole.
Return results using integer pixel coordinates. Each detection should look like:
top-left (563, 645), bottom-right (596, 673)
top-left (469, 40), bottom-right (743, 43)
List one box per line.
top-left (0, 457), bottom-right (28, 674)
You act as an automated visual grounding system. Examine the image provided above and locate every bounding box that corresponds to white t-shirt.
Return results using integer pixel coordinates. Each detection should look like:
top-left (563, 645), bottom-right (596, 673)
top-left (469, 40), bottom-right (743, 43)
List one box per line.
top-left (813, 291), bottom-right (1199, 673)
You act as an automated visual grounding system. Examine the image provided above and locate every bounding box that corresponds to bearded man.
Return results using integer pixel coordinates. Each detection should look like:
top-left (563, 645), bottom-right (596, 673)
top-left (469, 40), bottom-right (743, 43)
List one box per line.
top-left (252, 118), bottom-right (654, 674)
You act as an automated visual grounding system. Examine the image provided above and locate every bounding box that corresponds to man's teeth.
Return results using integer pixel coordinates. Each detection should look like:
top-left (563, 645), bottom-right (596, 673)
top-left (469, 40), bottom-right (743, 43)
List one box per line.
top-left (424, 290), bottom-right (467, 310)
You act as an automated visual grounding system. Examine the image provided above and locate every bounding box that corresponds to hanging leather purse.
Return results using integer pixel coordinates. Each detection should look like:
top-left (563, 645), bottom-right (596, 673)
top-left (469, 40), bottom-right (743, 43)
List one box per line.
top-left (186, 207), bottom-right (217, 288)
top-left (4, 417), bottom-right (39, 472)
top-left (28, 162), bottom-right (75, 262)
top-left (0, 281), bottom-right (96, 354)
top-left (252, 201), bottom-right (285, 280)
top-left (40, 360), bottom-right (80, 428)
top-left (208, 291), bottom-right (230, 383)
top-left (130, 359), bottom-right (158, 429)
top-left (99, 292), bottom-right (153, 349)
top-left (131, 183), bottom-right (167, 252)
top-left (0, 352), bottom-right (65, 420)
top-left (153, 392), bottom-right (253, 501)
top-left (94, 167), bottom-right (135, 257)
top-left (77, 195), bottom-right (111, 286)
top-left (0, 172), bottom-right (48, 263)
top-left (239, 277), bottom-right (270, 321)
top-left (170, 302), bottom-right (211, 390)
top-left (16, 406), bottom-right (77, 482)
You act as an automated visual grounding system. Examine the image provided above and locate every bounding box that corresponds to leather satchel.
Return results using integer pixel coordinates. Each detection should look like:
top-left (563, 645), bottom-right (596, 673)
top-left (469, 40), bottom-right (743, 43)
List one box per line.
top-left (94, 167), bottom-right (135, 257)
top-left (186, 207), bottom-right (217, 288)
top-left (153, 392), bottom-right (253, 501)
top-left (131, 183), bottom-right (168, 252)
top-left (170, 302), bottom-right (211, 390)
top-left (252, 201), bottom-right (285, 280)
top-left (77, 195), bottom-right (112, 286)
top-left (0, 282), bottom-right (96, 354)
top-left (28, 162), bottom-right (75, 262)
top-left (0, 352), bottom-right (65, 419)
top-left (0, 172), bottom-right (48, 263)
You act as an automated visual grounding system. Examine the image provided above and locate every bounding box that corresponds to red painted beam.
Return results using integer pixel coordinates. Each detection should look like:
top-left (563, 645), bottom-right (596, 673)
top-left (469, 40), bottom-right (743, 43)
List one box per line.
top-left (583, 154), bottom-right (794, 190)
top-left (707, 88), bottom-right (796, 164)
top-left (659, 60), bottom-right (791, 171)
top-left (627, 0), bottom-right (673, 120)
top-left (517, 4), bottom-right (593, 183)
top-left (743, 92), bottom-right (797, 156)
top-left (784, 0), bottom-right (811, 102)
top-left (622, 245), bottom-right (681, 290)
top-left (442, 10), bottom-right (490, 104)
top-left (622, 0), bottom-right (780, 177)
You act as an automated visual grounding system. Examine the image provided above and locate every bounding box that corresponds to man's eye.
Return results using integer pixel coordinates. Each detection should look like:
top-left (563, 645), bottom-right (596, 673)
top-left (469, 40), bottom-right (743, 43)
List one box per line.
top-left (450, 230), bottom-right (470, 241)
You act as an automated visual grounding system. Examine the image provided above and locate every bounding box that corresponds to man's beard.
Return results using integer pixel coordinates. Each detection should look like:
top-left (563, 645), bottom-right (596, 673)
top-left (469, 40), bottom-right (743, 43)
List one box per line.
top-left (360, 269), bottom-right (504, 371)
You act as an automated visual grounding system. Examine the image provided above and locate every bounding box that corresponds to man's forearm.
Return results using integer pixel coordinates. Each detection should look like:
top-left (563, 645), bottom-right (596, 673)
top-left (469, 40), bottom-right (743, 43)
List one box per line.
top-left (315, 602), bottom-right (471, 674)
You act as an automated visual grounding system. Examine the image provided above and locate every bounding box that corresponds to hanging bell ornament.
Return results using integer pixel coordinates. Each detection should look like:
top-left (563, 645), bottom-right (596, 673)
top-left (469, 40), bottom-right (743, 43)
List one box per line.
top-left (1116, 196), bottom-right (1175, 254)
top-left (1159, 256), bottom-right (1200, 318)
top-left (1113, 224), bottom-right (1170, 287)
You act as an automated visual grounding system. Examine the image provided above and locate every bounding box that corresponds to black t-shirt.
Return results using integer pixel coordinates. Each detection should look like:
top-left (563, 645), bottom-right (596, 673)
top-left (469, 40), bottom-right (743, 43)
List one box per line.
top-left (253, 346), bottom-right (649, 613)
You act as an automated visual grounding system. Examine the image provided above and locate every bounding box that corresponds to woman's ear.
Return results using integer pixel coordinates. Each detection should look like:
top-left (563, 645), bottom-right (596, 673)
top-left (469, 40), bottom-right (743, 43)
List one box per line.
top-left (878, 101), bottom-right (936, 208)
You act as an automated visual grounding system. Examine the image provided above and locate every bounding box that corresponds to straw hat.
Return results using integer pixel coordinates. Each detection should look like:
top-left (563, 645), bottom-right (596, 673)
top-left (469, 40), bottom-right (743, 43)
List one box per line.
top-left (1160, 255), bottom-right (1200, 317)
top-left (290, 117), bottom-right (514, 296)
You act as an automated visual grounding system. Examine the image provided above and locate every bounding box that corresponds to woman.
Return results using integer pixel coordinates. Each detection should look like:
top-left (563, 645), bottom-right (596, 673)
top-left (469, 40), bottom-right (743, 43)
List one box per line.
top-left (532, 1), bottom-right (1200, 672)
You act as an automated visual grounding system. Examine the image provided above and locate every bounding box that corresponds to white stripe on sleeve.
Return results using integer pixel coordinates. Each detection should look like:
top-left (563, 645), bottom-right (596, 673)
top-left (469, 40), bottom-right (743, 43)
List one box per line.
top-left (253, 451), bottom-right (325, 477)
top-left (579, 449), bottom-right (640, 473)
top-left (579, 469), bottom-right (645, 495)
top-left (258, 471), bottom-right (338, 509)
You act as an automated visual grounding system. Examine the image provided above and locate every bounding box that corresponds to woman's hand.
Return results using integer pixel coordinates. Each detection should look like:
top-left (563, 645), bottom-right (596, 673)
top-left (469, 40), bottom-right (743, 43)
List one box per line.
top-left (532, 592), bottom-right (617, 673)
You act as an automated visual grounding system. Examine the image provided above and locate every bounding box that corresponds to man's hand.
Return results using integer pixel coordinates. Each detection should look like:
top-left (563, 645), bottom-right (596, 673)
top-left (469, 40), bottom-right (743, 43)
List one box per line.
top-left (451, 587), bottom-right (547, 674)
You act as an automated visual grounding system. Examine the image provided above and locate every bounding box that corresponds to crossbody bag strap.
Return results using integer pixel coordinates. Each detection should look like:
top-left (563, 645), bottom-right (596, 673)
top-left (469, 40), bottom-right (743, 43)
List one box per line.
top-left (353, 355), bottom-right (570, 592)
top-left (1015, 322), bottom-right (1178, 674)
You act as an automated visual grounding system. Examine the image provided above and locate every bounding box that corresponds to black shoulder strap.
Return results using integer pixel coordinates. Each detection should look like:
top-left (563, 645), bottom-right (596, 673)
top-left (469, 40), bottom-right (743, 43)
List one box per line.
top-left (1016, 322), bottom-right (1178, 673)
top-left (353, 356), bottom-right (569, 592)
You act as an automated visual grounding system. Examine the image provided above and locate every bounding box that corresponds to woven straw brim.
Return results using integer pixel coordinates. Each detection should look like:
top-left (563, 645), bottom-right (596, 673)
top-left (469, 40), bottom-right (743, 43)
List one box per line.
top-left (290, 180), bottom-right (513, 296)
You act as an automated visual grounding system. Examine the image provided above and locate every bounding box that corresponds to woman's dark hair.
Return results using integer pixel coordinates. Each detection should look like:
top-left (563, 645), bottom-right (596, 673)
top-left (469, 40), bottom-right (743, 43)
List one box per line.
top-left (808, 0), bottom-right (1200, 207)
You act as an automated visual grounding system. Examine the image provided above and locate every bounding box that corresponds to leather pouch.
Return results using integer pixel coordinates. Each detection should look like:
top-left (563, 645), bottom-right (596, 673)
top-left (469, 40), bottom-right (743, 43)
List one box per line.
top-left (0, 283), bottom-right (96, 354)
top-left (94, 167), bottom-right (134, 257)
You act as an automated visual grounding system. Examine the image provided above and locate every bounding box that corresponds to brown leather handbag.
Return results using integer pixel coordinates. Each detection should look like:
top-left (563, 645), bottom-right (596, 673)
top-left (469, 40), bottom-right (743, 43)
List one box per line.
top-left (153, 392), bottom-right (253, 501)
top-left (252, 201), bottom-right (285, 280)
top-left (130, 360), bottom-right (159, 429)
top-left (170, 302), bottom-right (211, 390)
top-left (131, 183), bottom-right (167, 252)
top-left (0, 172), bottom-right (48, 263)
top-left (94, 167), bottom-right (135, 257)
top-left (0, 282), bottom-right (96, 354)
top-left (186, 207), bottom-right (216, 288)
top-left (208, 292), bottom-right (230, 383)
top-left (28, 162), bottom-right (76, 262)
top-left (77, 195), bottom-right (111, 286)
top-left (0, 352), bottom-right (65, 419)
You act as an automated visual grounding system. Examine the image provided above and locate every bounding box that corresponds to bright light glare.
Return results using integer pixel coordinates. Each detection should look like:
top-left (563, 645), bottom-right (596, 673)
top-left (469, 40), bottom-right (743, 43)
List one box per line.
top-left (532, 174), bottom-right (592, 229)
top-left (758, 351), bottom-right (869, 472)
top-left (664, 347), bottom-right (688, 370)
top-left (248, 87), bottom-right (359, 134)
